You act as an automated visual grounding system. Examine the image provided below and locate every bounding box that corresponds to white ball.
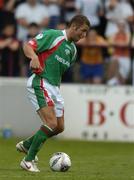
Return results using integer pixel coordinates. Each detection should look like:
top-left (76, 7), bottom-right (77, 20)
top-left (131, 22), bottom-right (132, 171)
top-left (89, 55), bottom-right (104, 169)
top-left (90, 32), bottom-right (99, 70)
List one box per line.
top-left (49, 152), bottom-right (71, 172)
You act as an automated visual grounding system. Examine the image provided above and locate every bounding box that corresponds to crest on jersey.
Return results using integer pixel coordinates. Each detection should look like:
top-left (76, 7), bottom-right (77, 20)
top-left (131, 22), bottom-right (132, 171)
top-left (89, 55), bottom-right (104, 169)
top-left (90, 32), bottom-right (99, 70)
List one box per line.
top-left (65, 49), bottom-right (70, 55)
top-left (36, 33), bottom-right (43, 39)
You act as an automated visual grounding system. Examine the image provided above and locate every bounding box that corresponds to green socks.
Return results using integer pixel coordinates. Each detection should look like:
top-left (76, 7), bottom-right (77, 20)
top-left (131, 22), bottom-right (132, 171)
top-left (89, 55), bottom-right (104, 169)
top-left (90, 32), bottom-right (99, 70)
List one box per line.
top-left (23, 135), bottom-right (35, 150)
top-left (24, 125), bottom-right (54, 161)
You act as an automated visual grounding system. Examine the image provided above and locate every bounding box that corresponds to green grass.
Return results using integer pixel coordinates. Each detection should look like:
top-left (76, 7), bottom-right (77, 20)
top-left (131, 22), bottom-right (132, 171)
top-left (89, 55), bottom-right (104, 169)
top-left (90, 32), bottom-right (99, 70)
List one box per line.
top-left (0, 138), bottom-right (134, 180)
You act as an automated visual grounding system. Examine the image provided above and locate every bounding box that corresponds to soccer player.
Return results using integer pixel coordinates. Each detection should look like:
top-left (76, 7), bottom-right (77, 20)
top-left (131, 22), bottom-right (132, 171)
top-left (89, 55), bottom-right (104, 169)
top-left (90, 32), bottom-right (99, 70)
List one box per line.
top-left (16, 15), bottom-right (90, 172)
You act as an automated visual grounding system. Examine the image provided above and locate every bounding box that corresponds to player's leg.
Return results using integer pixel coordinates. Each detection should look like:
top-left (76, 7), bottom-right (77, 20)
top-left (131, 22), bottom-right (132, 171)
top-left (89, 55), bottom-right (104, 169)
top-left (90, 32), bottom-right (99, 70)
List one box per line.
top-left (20, 114), bottom-right (64, 172)
top-left (17, 136), bottom-right (34, 153)
top-left (19, 113), bottom-right (64, 152)
top-left (57, 116), bottom-right (64, 134)
top-left (24, 106), bottom-right (57, 162)
top-left (21, 106), bottom-right (56, 151)
top-left (21, 110), bottom-right (64, 157)
top-left (20, 75), bottom-right (65, 150)
top-left (19, 75), bottom-right (58, 172)
top-left (53, 115), bottom-right (64, 135)
top-left (20, 106), bottom-right (57, 172)
top-left (51, 85), bottom-right (65, 136)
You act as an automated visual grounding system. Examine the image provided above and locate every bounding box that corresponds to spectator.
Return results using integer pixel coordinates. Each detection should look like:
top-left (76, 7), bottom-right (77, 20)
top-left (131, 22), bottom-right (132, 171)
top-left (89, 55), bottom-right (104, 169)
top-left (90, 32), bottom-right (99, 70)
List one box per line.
top-left (56, 22), bottom-right (66, 30)
top-left (129, 0), bottom-right (134, 10)
top-left (107, 20), bottom-right (131, 85)
top-left (0, 23), bottom-right (20, 76)
top-left (0, 0), bottom-right (16, 34)
top-left (20, 23), bottom-right (40, 77)
top-left (60, 0), bottom-right (81, 24)
top-left (77, 29), bottom-right (108, 84)
top-left (79, 0), bottom-right (104, 33)
top-left (15, 0), bottom-right (50, 41)
top-left (42, 0), bottom-right (60, 29)
top-left (105, 0), bottom-right (133, 38)
top-left (27, 23), bottom-right (40, 39)
top-left (0, 0), bottom-right (4, 9)
top-left (131, 24), bottom-right (134, 85)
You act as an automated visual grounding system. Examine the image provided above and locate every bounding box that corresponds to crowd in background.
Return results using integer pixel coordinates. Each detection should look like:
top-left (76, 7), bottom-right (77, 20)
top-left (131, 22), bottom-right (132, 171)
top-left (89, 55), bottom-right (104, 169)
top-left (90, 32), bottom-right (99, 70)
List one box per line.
top-left (0, 0), bottom-right (134, 85)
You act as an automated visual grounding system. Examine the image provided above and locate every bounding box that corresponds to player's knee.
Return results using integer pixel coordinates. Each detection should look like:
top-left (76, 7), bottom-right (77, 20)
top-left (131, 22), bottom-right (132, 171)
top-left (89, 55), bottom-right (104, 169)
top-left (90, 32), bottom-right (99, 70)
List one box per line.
top-left (44, 113), bottom-right (58, 130)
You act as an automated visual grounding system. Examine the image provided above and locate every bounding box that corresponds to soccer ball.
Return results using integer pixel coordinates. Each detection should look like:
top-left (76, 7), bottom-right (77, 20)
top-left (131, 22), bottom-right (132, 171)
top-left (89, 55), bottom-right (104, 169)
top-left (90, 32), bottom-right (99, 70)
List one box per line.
top-left (49, 152), bottom-right (71, 172)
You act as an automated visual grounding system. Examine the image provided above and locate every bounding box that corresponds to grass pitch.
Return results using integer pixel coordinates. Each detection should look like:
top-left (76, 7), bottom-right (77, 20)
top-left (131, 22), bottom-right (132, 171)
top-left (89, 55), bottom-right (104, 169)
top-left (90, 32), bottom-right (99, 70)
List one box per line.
top-left (0, 138), bottom-right (134, 180)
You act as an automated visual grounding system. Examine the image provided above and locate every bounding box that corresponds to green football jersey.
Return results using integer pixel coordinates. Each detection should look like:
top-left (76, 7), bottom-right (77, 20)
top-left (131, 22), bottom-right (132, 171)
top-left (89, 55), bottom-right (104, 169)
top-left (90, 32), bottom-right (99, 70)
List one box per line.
top-left (28, 29), bottom-right (77, 86)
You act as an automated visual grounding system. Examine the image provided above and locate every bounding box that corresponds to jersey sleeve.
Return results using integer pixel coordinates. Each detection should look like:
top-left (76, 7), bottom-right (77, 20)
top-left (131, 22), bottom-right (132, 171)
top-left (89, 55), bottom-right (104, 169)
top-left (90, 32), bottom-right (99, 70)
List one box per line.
top-left (35, 31), bottom-right (54, 53)
top-left (27, 30), bottom-right (57, 53)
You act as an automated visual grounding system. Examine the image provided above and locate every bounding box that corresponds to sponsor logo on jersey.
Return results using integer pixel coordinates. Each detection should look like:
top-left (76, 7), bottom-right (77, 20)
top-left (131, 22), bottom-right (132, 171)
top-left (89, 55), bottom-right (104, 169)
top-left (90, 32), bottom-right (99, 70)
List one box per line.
top-left (36, 33), bottom-right (43, 39)
top-left (55, 55), bottom-right (70, 67)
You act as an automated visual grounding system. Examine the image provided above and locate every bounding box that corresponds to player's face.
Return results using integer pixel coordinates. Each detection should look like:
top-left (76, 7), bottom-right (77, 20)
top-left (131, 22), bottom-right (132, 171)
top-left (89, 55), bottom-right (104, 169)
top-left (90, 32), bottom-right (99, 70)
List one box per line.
top-left (72, 24), bottom-right (89, 42)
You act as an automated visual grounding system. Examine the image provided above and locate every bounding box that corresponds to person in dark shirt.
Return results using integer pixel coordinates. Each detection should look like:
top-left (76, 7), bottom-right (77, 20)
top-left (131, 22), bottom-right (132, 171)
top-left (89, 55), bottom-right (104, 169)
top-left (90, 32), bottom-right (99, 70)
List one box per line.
top-left (0, 23), bottom-right (20, 76)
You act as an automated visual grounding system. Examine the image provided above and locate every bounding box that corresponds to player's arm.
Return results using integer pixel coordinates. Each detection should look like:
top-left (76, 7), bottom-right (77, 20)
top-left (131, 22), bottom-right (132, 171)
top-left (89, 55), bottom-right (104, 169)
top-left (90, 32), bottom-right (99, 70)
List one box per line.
top-left (23, 42), bottom-right (42, 71)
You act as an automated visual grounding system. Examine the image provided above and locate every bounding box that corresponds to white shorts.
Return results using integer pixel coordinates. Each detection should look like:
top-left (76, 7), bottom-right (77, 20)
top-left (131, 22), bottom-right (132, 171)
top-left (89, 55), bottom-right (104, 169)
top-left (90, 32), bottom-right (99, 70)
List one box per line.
top-left (27, 74), bottom-right (64, 117)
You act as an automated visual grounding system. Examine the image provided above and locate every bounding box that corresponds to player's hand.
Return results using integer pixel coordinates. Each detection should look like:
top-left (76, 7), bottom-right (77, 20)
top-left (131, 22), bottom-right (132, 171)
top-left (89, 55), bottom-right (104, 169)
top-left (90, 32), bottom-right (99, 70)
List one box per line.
top-left (30, 55), bottom-right (43, 73)
top-left (30, 55), bottom-right (40, 69)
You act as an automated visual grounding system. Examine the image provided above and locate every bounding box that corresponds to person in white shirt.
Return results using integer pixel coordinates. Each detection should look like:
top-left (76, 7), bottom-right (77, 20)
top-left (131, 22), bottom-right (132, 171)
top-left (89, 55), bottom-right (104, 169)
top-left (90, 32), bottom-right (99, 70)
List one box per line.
top-left (15, 0), bottom-right (50, 41)
top-left (105, 0), bottom-right (133, 38)
top-left (42, 0), bottom-right (60, 29)
top-left (78, 0), bottom-right (103, 30)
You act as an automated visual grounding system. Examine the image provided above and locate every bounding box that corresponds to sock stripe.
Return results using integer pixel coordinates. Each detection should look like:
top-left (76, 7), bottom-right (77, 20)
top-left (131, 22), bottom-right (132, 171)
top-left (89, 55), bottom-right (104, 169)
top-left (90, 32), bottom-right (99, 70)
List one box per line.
top-left (40, 125), bottom-right (54, 137)
top-left (43, 124), bottom-right (53, 132)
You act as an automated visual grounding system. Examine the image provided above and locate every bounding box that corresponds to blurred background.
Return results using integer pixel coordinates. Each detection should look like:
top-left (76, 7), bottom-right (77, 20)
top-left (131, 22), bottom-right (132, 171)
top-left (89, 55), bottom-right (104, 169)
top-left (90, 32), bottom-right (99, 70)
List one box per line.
top-left (0, 0), bottom-right (134, 142)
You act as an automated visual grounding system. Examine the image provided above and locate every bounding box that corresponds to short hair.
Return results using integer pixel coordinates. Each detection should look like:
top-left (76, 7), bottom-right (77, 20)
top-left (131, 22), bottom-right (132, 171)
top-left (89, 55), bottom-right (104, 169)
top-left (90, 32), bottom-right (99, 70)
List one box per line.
top-left (28, 22), bottom-right (39, 28)
top-left (68, 15), bottom-right (90, 28)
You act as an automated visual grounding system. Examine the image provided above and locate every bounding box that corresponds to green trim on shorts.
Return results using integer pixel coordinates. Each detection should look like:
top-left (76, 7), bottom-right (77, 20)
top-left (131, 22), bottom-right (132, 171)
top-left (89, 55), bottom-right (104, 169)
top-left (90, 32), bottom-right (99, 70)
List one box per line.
top-left (32, 75), bottom-right (47, 109)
